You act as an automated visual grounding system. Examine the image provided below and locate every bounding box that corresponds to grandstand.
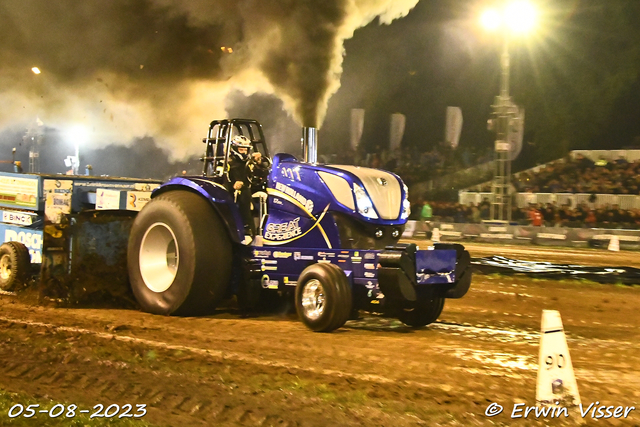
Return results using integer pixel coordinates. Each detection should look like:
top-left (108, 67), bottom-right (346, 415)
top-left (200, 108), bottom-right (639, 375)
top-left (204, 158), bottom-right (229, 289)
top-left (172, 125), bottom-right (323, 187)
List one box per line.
top-left (460, 150), bottom-right (640, 210)
top-left (406, 150), bottom-right (640, 230)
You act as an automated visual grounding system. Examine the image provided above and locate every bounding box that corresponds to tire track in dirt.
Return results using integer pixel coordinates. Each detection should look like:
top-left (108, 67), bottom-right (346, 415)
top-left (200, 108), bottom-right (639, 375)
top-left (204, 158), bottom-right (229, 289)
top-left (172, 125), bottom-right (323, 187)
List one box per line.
top-left (0, 314), bottom-right (633, 391)
top-left (0, 317), bottom-right (479, 427)
top-left (0, 337), bottom-right (292, 426)
top-left (0, 316), bottom-right (402, 386)
top-left (1, 314), bottom-right (543, 382)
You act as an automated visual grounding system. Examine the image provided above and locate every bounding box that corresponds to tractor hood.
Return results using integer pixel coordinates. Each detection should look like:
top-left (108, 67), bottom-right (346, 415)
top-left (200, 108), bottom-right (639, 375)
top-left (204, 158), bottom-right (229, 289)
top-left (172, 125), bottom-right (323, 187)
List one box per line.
top-left (269, 154), bottom-right (409, 225)
top-left (265, 154), bottom-right (410, 249)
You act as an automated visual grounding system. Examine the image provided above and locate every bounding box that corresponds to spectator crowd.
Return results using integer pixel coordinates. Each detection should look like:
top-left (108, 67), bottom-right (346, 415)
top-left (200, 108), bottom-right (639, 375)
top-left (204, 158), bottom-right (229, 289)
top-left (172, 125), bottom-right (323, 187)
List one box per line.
top-left (468, 154), bottom-right (640, 195)
top-left (514, 154), bottom-right (640, 194)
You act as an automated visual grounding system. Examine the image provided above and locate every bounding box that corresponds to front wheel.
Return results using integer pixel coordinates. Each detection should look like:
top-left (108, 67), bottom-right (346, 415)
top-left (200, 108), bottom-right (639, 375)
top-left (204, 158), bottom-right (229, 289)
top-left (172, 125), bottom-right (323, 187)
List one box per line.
top-left (127, 191), bottom-right (233, 316)
top-left (0, 242), bottom-right (30, 291)
top-left (295, 263), bottom-right (352, 332)
top-left (398, 290), bottom-right (444, 328)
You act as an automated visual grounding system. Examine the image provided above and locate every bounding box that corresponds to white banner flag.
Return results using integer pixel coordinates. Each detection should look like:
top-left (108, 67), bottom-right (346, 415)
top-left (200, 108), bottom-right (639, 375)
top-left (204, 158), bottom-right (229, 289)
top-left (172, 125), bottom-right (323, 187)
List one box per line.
top-left (390, 113), bottom-right (406, 151)
top-left (350, 108), bottom-right (365, 151)
top-left (445, 106), bottom-right (463, 149)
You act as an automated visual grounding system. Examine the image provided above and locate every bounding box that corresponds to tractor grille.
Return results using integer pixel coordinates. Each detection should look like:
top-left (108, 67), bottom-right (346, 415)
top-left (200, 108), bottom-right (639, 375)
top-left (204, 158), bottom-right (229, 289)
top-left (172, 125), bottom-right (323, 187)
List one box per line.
top-left (332, 212), bottom-right (404, 250)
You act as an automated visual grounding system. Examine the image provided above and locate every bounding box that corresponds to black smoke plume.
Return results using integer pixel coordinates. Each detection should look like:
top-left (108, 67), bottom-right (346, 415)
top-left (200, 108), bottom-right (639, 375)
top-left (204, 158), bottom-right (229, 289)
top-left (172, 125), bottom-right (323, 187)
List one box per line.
top-left (0, 0), bottom-right (418, 155)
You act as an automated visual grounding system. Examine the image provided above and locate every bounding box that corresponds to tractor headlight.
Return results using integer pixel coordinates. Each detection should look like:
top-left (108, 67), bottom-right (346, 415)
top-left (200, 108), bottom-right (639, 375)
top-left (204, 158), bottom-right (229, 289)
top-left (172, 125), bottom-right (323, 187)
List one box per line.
top-left (353, 183), bottom-right (378, 219)
top-left (401, 184), bottom-right (410, 220)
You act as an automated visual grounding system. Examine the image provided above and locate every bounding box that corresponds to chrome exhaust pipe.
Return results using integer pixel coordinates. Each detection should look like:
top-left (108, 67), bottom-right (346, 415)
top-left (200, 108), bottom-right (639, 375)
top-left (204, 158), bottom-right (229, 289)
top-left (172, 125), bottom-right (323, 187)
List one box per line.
top-left (301, 127), bottom-right (317, 163)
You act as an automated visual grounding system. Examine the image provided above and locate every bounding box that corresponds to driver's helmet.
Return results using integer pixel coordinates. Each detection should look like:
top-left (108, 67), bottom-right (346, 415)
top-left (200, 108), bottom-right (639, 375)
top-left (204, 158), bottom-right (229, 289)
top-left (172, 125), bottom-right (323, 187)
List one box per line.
top-left (230, 135), bottom-right (252, 161)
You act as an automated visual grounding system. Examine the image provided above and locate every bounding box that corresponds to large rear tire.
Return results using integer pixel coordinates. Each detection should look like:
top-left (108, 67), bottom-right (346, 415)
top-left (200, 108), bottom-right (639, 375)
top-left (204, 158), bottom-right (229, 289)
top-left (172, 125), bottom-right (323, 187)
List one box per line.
top-left (127, 191), bottom-right (233, 315)
top-left (295, 263), bottom-right (352, 332)
top-left (0, 242), bottom-right (30, 291)
top-left (398, 290), bottom-right (444, 328)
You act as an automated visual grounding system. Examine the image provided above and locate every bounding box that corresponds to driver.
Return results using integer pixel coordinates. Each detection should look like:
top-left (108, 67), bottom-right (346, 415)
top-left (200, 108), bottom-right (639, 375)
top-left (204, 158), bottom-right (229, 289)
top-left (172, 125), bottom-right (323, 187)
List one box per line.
top-left (227, 135), bottom-right (256, 237)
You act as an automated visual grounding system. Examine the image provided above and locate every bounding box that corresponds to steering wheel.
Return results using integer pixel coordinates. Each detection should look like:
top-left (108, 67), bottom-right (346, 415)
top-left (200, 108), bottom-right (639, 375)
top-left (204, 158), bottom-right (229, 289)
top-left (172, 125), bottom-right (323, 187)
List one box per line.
top-left (246, 153), bottom-right (272, 186)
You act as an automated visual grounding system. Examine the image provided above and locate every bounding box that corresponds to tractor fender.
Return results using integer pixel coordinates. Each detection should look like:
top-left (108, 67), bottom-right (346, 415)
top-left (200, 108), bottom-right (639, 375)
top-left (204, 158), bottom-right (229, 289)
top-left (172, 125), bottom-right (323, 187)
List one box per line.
top-left (152, 177), bottom-right (245, 244)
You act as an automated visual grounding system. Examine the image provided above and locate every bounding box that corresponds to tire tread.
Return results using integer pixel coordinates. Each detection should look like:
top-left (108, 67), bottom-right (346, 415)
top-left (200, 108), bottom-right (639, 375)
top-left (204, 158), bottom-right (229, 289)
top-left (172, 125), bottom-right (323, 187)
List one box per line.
top-left (296, 263), bottom-right (352, 332)
top-left (128, 190), bottom-right (233, 315)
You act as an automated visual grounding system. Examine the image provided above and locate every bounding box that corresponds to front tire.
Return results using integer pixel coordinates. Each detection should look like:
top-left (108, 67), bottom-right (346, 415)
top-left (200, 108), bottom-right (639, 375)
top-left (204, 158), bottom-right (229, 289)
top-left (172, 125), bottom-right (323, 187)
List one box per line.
top-left (127, 191), bottom-right (232, 315)
top-left (295, 263), bottom-right (352, 332)
top-left (0, 242), bottom-right (30, 291)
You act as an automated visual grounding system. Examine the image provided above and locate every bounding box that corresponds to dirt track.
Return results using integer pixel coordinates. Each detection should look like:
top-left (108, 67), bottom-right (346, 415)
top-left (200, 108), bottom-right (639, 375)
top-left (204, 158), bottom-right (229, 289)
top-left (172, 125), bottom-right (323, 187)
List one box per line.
top-left (0, 243), bottom-right (639, 426)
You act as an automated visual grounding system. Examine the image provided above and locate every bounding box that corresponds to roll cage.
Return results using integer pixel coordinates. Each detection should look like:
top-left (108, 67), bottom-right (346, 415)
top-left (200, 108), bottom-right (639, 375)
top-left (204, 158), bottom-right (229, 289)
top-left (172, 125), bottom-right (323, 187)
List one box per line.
top-left (201, 119), bottom-right (270, 179)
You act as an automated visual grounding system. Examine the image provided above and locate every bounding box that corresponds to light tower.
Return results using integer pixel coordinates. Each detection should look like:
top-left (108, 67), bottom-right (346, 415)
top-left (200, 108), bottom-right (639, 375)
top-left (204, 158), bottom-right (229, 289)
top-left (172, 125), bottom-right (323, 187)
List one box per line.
top-left (23, 118), bottom-right (44, 173)
top-left (481, 1), bottom-right (535, 221)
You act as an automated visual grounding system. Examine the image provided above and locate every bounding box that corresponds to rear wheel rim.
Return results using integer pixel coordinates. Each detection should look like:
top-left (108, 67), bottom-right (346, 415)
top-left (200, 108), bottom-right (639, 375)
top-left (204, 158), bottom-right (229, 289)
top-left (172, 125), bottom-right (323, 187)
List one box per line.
top-left (301, 279), bottom-right (325, 320)
top-left (0, 255), bottom-right (11, 280)
top-left (139, 222), bottom-right (179, 293)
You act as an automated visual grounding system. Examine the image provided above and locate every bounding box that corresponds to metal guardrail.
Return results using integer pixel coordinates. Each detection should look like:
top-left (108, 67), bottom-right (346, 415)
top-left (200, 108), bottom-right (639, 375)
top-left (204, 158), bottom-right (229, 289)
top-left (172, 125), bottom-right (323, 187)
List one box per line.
top-left (402, 220), bottom-right (640, 250)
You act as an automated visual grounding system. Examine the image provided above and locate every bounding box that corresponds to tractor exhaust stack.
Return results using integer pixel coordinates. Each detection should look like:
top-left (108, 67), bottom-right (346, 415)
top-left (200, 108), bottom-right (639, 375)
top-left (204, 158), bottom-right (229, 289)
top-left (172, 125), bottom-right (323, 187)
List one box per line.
top-left (302, 127), bottom-right (317, 164)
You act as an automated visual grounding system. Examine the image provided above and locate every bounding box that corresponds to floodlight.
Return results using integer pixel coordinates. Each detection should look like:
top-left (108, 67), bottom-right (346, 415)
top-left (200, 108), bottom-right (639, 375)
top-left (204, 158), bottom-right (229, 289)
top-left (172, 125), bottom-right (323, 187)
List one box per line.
top-left (480, 9), bottom-right (502, 31)
top-left (505, 1), bottom-right (536, 34)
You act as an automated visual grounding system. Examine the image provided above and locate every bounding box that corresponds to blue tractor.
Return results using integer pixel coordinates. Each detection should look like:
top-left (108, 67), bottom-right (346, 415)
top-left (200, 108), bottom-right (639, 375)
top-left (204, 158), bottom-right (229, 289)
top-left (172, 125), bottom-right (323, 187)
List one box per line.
top-left (127, 119), bottom-right (471, 332)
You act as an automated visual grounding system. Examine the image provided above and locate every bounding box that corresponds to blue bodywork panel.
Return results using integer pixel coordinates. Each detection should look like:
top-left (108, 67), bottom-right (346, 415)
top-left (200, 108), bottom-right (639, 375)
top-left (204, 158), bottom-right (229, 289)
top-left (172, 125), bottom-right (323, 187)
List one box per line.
top-left (0, 223), bottom-right (43, 264)
top-left (416, 249), bottom-right (457, 284)
top-left (264, 154), bottom-right (407, 249)
top-left (250, 246), bottom-right (457, 294)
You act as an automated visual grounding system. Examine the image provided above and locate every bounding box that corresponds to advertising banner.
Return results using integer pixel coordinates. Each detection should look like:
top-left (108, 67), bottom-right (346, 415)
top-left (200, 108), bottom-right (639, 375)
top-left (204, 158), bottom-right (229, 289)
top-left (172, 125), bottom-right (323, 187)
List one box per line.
top-left (96, 189), bottom-right (122, 210)
top-left (0, 173), bottom-right (39, 211)
top-left (126, 191), bottom-right (152, 211)
top-left (403, 222), bottom-right (640, 251)
top-left (43, 179), bottom-right (73, 223)
top-left (0, 224), bottom-right (43, 264)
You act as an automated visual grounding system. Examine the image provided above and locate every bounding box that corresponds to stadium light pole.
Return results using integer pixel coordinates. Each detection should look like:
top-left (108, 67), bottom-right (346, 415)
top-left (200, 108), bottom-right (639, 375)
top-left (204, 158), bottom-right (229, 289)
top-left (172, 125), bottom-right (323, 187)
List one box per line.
top-left (481, 1), bottom-right (536, 221)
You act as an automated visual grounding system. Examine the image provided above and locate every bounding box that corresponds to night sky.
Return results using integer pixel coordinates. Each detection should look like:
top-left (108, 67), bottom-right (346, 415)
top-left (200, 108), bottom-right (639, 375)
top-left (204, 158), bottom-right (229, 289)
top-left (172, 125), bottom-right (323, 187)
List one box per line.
top-left (322, 0), bottom-right (640, 165)
top-left (0, 0), bottom-right (639, 178)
